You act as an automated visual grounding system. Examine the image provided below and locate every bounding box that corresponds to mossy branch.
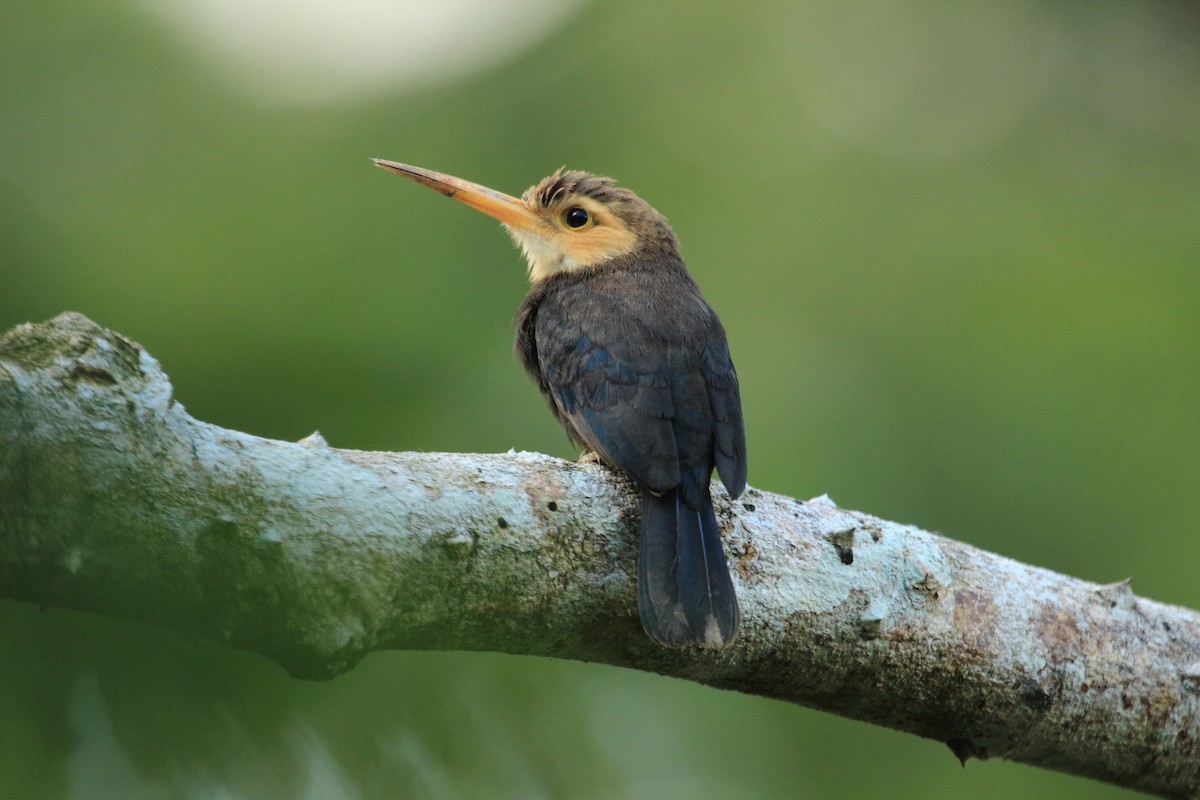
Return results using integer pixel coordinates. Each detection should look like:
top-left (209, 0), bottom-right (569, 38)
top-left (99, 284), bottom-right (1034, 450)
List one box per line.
top-left (1, 313), bottom-right (1197, 798)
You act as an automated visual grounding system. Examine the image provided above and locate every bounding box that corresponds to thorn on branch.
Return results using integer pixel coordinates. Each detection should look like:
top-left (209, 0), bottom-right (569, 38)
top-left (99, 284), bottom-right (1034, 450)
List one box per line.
top-left (442, 531), bottom-right (476, 556)
top-left (859, 596), bottom-right (890, 638)
top-left (1096, 577), bottom-right (1135, 610)
top-left (946, 738), bottom-right (988, 767)
top-left (299, 431), bottom-right (329, 448)
top-left (911, 567), bottom-right (945, 600)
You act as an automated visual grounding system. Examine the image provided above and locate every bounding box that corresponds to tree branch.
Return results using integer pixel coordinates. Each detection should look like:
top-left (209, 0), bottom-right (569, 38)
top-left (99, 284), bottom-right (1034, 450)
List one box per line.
top-left (1, 313), bottom-right (1197, 797)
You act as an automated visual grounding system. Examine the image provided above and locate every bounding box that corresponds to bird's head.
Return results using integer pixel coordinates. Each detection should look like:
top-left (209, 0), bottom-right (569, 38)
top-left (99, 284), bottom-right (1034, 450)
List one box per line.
top-left (373, 160), bottom-right (678, 282)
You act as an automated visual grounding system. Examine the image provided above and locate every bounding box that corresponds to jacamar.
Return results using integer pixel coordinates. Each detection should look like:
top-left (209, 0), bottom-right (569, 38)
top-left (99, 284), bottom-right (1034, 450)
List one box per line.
top-left (374, 160), bottom-right (746, 648)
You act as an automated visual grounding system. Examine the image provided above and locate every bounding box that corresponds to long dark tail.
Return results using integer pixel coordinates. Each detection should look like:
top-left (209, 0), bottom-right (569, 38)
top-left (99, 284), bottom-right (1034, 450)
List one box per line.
top-left (638, 487), bottom-right (740, 648)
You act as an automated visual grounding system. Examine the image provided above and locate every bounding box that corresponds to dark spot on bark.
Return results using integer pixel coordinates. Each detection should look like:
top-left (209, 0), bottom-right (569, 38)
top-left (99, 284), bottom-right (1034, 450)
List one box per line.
top-left (1037, 602), bottom-right (1080, 654)
top-left (741, 502), bottom-right (756, 512)
top-left (825, 527), bottom-right (855, 565)
top-left (911, 571), bottom-right (943, 599)
top-left (1146, 685), bottom-right (1178, 725)
top-left (1020, 681), bottom-right (1054, 712)
top-left (547, 501), bottom-right (558, 512)
top-left (1081, 682), bottom-right (1090, 693)
top-left (70, 362), bottom-right (117, 385)
top-left (953, 589), bottom-right (995, 635)
top-left (496, 517), bottom-right (508, 529)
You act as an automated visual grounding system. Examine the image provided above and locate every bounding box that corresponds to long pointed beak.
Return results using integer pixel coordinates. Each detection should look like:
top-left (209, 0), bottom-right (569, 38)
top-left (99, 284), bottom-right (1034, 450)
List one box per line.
top-left (372, 159), bottom-right (543, 234)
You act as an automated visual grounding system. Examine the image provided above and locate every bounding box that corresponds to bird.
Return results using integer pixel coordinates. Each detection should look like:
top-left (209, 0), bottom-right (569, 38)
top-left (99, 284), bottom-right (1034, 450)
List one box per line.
top-left (373, 159), bottom-right (746, 648)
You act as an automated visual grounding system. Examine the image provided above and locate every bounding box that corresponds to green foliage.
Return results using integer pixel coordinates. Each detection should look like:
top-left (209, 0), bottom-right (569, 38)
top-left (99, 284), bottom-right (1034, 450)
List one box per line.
top-left (2, 0), bottom-right (1197, 796)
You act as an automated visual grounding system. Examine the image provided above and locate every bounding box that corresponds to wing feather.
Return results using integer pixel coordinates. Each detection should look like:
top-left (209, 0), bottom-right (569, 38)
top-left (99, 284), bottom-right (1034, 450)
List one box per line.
top-left (530, 267), bottom-right (745, 502)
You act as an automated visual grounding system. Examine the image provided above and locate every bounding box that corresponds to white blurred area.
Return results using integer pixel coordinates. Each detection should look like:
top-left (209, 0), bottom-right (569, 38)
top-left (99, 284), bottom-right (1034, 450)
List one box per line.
top-left (130, 0), bottom-right (588, 105)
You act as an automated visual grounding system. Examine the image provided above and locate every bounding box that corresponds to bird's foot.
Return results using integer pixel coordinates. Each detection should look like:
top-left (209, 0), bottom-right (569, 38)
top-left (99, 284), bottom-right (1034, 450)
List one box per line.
top-left (578, 450), bottom-right (602, 464)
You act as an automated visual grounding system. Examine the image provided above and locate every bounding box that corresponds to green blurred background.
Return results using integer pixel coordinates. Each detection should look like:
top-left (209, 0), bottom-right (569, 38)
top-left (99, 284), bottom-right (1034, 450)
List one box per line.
top-left (3, 0), bottom-right (1198, 796)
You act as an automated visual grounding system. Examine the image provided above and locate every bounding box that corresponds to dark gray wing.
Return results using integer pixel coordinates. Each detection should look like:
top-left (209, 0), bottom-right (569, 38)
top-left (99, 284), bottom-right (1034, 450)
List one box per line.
top-left (533, 273), bottom-right (745, 501)
top-left (535, 300), bottom-right (680, 493)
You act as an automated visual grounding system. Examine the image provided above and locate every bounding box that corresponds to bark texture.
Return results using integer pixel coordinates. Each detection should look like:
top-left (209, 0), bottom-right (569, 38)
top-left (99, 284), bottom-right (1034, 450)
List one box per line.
top-left (1, 313), bottom-right (1197, 798)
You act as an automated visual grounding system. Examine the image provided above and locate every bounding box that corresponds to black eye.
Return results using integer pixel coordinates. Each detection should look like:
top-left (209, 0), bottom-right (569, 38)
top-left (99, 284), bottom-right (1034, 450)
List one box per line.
top-left (563, 207), bottom-right (591, 229)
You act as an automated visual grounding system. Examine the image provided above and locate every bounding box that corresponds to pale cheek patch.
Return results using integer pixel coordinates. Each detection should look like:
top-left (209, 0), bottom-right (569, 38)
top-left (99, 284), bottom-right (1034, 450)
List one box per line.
top-left (510, 224), bottom-right (638, 282)
top-left (561, 225), bottom-right (638, 270)
top-left (514, 235), bottom-right (564, 282)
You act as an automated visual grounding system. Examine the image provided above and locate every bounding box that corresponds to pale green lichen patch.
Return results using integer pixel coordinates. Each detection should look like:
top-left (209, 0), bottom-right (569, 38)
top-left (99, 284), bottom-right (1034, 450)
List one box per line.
top-left (758, 499), bottom-right (953, 622)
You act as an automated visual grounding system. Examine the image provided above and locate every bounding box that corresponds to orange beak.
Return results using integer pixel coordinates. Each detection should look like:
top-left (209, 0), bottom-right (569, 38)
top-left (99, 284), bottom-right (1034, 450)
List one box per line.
top-left (372, 159), bottom-right (543, 234)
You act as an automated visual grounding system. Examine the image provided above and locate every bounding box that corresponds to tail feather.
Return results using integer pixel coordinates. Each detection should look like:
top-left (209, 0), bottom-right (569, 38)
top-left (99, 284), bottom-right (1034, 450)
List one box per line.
top-left (638, 487), bottom-right (740, 648)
